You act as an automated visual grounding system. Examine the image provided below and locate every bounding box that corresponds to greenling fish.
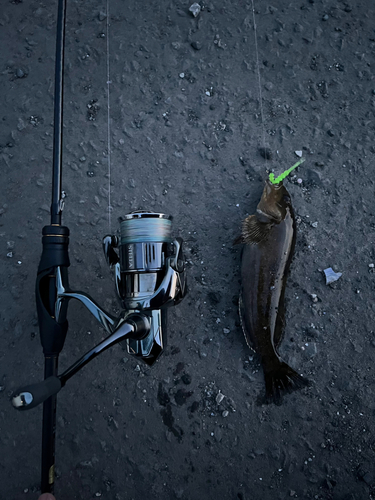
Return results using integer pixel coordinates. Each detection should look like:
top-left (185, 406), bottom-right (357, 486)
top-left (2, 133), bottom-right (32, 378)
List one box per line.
top-left (236, 163), bottom-right (308, 404)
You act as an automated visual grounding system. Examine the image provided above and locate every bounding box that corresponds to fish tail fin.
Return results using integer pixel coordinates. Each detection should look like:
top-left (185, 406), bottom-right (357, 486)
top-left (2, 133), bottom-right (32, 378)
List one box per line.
top-left (262, 361), bottom-right (308, 406)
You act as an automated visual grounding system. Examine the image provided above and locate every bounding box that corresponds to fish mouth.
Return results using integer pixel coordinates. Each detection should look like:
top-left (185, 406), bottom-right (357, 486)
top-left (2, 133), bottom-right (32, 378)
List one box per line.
top-left (266, 178), bottom-right (283, 189)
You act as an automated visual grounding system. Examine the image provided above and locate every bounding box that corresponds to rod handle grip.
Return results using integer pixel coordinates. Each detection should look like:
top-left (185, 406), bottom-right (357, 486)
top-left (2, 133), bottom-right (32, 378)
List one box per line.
top-left (11, 376), bottom-right (62, 411)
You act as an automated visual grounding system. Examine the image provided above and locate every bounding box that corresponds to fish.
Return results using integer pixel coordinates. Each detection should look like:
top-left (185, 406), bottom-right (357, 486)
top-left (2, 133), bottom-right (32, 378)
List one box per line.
top-left (236, 179), bottom-right (308, 404)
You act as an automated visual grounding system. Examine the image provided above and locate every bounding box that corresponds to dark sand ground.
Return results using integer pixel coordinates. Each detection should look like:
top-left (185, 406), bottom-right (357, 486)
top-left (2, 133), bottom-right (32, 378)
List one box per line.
top-left (1, 0), bottom-right (375, 499)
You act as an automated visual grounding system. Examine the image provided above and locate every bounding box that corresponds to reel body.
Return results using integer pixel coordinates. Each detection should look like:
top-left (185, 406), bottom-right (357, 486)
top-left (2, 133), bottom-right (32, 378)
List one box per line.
top-left (103, 212), bottom-right (186, 365)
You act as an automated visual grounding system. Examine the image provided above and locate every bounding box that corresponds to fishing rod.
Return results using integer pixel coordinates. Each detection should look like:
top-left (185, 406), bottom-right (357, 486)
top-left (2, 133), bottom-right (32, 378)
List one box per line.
top-left (11, 0), bottom-right (187, 494)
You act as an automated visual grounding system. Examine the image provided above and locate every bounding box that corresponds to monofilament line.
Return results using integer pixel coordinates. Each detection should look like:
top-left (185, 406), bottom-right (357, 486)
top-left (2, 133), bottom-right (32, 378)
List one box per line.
top-left (251, 0), bottom-right (267, 164)
top-left (106, 0), bottom-right (112, 231)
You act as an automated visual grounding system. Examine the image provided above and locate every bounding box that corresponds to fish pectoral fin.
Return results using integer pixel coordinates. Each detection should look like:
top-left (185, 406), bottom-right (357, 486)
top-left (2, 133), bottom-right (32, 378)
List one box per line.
top-left (233, 234), bottom-right (244, 245)
top-left (242, 215), bottom-right (273, 244)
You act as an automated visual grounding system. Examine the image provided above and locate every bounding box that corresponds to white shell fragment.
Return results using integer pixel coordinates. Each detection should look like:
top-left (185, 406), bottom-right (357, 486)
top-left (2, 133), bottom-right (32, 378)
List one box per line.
top-left (324, 267), bottom-right (342, 285)
top-left (189, 3), bottom-right (201, 17)
top-left (295, 150), bottom-right (303, 157)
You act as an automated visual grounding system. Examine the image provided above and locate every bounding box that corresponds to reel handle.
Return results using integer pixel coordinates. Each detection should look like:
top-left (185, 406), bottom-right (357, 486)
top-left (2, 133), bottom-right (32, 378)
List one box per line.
top-left (12, 376), bottom-right (62, 411)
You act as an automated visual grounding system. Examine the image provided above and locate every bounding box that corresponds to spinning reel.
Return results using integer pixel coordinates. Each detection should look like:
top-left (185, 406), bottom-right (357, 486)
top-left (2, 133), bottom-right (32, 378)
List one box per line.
top-left (12, 212), bottom-right (186, 410)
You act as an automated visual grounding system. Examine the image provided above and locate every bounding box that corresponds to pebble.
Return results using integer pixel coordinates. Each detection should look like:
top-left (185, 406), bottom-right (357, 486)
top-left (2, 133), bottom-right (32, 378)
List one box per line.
top-left (295, 150), bottom-right (303, 157)
top-left (311, 222), bottom-right (318, 228)
top-left (216, 392), bottom-right (225, 404)
top-left (369, 263), bottom-right (374, 268)
top-left (189, 3), bottom-right (201, 17)
top-left (98, 11), bottom-right (106, 21)
top-left (16, 68), bottom-right (25, 78)
top-left (191, 41), bottom-right (202, 50)
top-left (181, 373), bottom-right (192, 385)
top-left (223, 328), bottom-right (230, 334)
top-left (179, 72), bottom-right (185, 78)
top-left (322, 14), bottom-right (329, 21)
top-left (310, 294), bottom-right (318, 303)
top-left (222, 410), bottom-right (229, 417)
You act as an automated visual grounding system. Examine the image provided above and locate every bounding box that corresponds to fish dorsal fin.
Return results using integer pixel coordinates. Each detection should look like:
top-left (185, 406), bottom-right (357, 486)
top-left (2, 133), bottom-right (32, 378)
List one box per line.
top-left (242, 215), bottom-right (273, 244)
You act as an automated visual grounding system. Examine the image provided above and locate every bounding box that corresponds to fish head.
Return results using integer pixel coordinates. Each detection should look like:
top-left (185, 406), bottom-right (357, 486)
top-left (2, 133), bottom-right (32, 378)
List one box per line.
top-left (257, 180), bottom-right (291, 223)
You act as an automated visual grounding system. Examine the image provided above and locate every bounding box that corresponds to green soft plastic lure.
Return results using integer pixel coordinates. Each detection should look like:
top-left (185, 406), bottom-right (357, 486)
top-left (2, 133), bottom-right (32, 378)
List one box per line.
top-left (269, 158), bottom-right (305, 185)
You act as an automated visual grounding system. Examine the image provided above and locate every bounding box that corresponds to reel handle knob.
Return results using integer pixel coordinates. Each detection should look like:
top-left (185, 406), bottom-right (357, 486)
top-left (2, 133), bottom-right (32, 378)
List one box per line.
top-left (12, 376), bottom-right (62, 411)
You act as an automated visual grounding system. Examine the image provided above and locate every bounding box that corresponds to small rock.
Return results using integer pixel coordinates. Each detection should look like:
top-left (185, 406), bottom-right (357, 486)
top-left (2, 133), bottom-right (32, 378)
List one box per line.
top-left (368, 263), bottom-right (374, 268)
top-left (306, 169), bottom-right (323, 187)
top-left (189, 3), bottom-right (201, 17)
top-left (310, 294), bottom-right (318, 303)
top-left (216, 392), bottom-right (225, 404)
top-left (222, 410), bottom-right (229, 417)
top-left (215, 427), bottom-right (223, 442)
top-left (98, 11), bottom-right (107, 21)
top-left (362, 471), bottom-right (374, 486)
top-left (191, 41), bottom-right (202, 50)
top-left (311, 222), bottom-right (318, 228)
top-left (17, 118), bottom-right (26, 131)
top-left (181, 373), bottom-right (192, 385)
top-left (322, 14), bottom-right (329, 20)
top-left (179, 72), bottom-right (185, 78)
top-left (295, 150), bottom-right (303, 157)
top-left (16, 68), bottom-right (25, 78)
top-left (223, 328), bottom-right (230, 334)
top-left (323, 267), bottom-right (342, 285)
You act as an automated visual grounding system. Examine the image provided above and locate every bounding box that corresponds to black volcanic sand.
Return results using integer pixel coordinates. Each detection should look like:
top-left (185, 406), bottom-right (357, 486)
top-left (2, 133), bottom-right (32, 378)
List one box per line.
top-left (1, 1), bottom-right (375, 499)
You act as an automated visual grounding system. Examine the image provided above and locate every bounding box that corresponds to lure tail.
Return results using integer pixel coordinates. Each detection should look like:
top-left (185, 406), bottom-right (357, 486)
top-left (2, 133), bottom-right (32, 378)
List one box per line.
top-left (262, 360), bottom-right (308, 405)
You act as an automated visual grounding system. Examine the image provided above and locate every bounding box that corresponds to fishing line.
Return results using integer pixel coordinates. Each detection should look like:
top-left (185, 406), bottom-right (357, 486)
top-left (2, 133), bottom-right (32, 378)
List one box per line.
top-left (106, 0), bottom-right (112, 231)
top-left (251, 0), bottom-right (267, 165)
